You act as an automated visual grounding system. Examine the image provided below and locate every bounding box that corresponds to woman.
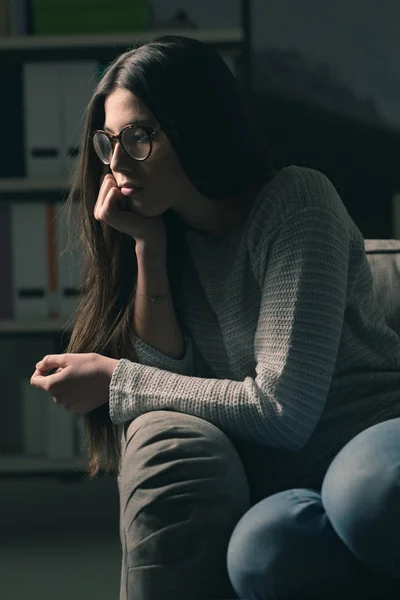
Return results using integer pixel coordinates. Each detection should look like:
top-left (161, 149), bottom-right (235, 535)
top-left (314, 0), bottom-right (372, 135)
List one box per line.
top-left (31, 36), bottom-right (400, 600)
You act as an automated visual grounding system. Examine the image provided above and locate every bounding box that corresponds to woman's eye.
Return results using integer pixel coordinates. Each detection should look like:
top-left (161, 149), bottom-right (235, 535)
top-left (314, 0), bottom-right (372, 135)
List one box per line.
top-left (134, 133), bottom-right (147, 143)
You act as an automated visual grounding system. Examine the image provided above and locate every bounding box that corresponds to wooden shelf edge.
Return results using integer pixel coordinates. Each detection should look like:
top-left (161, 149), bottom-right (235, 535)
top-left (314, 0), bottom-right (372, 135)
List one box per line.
top-left (0, 178), bottom-right (69, 192)
top-left (0, 27), bottom-right (243, 51)
top-left (0, 318), bottom-right (73, 334)
top-left (0, 455), bottom-right (88, 473)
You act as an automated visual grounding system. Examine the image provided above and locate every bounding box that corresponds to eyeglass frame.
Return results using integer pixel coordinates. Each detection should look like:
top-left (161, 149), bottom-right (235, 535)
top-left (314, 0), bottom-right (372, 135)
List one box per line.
top-left (92, 123), bottom-right (161, 164)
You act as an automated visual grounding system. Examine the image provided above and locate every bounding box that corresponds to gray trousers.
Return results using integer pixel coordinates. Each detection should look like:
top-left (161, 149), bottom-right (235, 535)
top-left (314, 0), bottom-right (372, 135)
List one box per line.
top-left (117, 411), bottom-right (251, 600)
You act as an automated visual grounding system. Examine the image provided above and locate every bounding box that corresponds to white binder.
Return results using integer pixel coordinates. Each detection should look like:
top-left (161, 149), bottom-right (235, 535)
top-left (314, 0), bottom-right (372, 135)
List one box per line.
top-left (24, 62), bottom-right (63, 180)
top-left (10, 202), bottom-right (49, 318)
top-left (0, 0), bottom-right (10, 35)
top-left (75, 415), bottom-right (87, 458)
top-left (62, 61), bottom-right (99, 183)
top-left (47, 393), bottom-right (75, 460)
top-left (55, 200), bottom-right (82, 318)
top-left (21, 379), bottom-right (48, 456)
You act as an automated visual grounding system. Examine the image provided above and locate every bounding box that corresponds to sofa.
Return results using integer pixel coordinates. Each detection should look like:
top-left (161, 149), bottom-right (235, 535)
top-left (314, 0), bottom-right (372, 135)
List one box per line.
top-left (364, 239), bottom-right (400, 336)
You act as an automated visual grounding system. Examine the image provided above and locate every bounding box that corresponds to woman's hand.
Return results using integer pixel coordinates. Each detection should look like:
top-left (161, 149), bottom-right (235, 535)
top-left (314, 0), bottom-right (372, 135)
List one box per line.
top-left (94, 172), bottom-right (167, 255)
top-left (30, 353), bottom-right (120, 414)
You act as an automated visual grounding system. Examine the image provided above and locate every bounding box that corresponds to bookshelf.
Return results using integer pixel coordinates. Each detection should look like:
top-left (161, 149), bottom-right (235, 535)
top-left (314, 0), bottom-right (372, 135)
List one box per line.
top-left (1, 9), bottom-right (252, 476)
top-left (0, 27), bottom-right (250, 89)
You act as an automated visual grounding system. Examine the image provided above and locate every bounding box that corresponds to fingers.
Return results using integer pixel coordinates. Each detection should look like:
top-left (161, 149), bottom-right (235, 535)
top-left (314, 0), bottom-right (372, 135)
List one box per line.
top-left (94, 184), bottom-right (126, 223)
top-left (30, 367), bottom-right (67, 391)
top-left (94, 174), bottom-right (121, 221)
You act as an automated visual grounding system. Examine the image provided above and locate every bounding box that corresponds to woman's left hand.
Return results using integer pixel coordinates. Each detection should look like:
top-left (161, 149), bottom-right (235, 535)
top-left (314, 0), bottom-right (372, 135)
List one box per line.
top-left (30, 353), bottom-right (120, 414)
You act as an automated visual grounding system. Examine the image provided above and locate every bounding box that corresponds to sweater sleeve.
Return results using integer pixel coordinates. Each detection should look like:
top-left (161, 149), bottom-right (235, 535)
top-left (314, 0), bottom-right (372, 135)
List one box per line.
top-left (109, 206), bottom-right (350, 450)
top-left (130, 333), bottom-right (195, 375)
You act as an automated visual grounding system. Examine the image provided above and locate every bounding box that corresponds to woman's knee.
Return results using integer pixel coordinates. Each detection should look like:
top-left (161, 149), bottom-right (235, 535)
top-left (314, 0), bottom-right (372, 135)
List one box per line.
top-left (322, 418), bottom-right (400, 575)
top-left (227, 488), bottom-right (344, 600)
top-left (118, 411), bottom-right (250, 561)
top-left (120, 410), bottom-right (249, 501)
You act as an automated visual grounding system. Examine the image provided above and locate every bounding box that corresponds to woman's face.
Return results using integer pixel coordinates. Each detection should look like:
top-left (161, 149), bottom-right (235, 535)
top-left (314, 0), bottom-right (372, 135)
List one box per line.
top-left (102, 87), bottom-right (197, 218)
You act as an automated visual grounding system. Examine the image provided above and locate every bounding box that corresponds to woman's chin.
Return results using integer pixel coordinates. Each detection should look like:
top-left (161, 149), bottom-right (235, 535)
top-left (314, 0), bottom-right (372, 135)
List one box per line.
top-left (127, 199), bottom-right (166, 218)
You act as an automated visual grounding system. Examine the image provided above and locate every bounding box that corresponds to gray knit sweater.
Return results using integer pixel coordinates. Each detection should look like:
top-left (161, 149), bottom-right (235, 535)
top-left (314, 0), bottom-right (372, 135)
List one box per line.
top-left (109, 166), bottom-right (400, 490)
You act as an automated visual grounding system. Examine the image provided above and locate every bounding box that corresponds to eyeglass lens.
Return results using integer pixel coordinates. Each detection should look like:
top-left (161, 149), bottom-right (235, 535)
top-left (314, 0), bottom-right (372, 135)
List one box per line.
top-left (93, 127), bottom-right (150, 163)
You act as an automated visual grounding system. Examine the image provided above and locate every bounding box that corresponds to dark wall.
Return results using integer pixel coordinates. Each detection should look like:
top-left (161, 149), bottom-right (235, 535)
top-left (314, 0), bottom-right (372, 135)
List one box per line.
top-left (254, 91), bottom-right (400, 239)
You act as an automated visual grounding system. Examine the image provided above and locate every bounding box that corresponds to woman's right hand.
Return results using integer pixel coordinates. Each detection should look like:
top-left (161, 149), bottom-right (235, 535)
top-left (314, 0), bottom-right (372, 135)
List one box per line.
top-left (94, 172), bottom-right (167, 257)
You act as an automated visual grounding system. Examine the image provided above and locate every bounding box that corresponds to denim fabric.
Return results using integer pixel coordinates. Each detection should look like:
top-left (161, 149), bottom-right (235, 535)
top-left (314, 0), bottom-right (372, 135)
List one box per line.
top-left (227, 418), bottom-right (400, 600)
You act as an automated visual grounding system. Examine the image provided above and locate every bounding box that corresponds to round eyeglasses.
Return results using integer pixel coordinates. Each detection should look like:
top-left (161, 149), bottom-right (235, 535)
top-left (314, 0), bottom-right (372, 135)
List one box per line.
top-left (92, 123), bottom-right (161, 164)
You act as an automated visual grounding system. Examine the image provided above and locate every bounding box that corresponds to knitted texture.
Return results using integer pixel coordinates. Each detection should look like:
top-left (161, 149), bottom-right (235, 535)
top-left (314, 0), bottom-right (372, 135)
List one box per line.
top-left (109, 166), bottom-right (400, 489)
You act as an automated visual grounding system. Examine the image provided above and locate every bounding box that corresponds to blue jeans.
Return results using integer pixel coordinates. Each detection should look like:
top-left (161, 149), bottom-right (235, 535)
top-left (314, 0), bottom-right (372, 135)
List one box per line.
top-left (227, 418), bottom-right (400, 600)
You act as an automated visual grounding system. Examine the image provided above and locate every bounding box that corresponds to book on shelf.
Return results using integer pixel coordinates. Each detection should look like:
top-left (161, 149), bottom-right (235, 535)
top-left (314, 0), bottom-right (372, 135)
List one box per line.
top-left (55, 199), bottom-right (82, 319)
top-left (1, 0), bottom-right (30, 35)
top-left (23, 60), bottom-right (99, 181)
top-left (0, 0), bottom-right (10, 35)
top-left (10, 201), bottom-right (49, 319)
top-left (62, 60), bottom-right (99, 183)
top-left (0, 204), bottom-right (13, 319)
top-left (21, 378), bottom-right (84, 460)
top-left (23, 62), bottom-right (64, 180)
top-left (0, 198), bottom-right (82, 321)
top-left (46, 391), bottom-right (76, 459)
top-left (21, 378), bottom-right (48, 456)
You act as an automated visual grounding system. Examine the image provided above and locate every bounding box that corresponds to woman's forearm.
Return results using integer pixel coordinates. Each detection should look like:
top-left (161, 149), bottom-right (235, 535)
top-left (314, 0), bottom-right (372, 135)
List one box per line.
top-left (133, 244), bottom-right (185, 360)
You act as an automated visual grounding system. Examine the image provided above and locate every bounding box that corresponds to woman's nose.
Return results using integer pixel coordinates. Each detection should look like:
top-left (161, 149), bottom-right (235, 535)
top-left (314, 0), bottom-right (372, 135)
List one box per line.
top-left (110, 140), bottom-right (130, 171)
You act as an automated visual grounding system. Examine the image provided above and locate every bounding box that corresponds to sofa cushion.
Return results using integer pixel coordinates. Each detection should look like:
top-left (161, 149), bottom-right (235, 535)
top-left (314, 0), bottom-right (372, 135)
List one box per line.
top-left (364, 239), bottom-right (400, 337)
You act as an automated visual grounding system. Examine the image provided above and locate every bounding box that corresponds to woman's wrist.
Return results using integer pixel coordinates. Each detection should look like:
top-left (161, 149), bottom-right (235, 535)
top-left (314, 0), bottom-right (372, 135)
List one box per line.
top-left (135, 240), bottom-right (167, 267)
top-left (135, 243), bottom-right (170, 298)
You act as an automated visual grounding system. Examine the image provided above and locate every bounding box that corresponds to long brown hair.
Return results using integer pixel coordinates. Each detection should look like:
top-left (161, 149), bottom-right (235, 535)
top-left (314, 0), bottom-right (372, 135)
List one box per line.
top-left (61, 35), bottom-right (272, 480)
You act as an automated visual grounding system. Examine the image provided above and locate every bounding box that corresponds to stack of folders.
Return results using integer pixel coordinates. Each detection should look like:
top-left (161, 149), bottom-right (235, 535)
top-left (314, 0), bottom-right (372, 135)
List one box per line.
top-left (24, 60), bottom-right (100, 183)
top-left (0, 60), bottom-right (100, 462)
top-left (0, 199), bottom-right (82, 321)
top-left (21, 379), bottom-right (87, 460)
top-left (8, 198), bottom-right (86, 460)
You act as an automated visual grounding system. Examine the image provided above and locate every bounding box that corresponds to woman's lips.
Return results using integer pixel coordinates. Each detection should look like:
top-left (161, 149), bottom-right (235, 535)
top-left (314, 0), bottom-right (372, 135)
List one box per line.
top-left (120, 186), bottom-right (143, 196)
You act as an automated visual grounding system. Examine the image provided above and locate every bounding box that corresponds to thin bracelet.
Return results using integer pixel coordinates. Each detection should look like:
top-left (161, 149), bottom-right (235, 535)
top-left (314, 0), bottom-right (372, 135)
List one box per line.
top-left (134, 283), bottom-right (170, 304)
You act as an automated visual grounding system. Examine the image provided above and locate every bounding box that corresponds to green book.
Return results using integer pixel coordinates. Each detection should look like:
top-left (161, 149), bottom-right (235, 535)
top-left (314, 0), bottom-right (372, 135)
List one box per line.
top-left (32, 0), bottom-right (148, 34)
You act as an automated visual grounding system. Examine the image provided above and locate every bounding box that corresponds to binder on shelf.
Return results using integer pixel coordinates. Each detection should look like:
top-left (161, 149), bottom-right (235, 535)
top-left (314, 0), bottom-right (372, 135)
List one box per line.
top-left (46, 395), bottom-right (75, 459)
top-left (9, 0), bottom-right (30, 34)
top-left (10, 202), bottom-right (49, 319)
top-left (55, 200), bottom-right (82, 318)
top-left (0, 338), bottom-right (23, 455)
top-left (46, 202), bottom-right (59, 319)
top-left (0, 204), bottom-right (14, 319)
top-left (24, 62), bottom-right (63, 179)
top-left (0, 0), bottom-right (10, 35)
top-left (21, 379), bottom-right (48, 456)
top-left (2, 65), bottom-right (24, 179)
top-left (75, 415), bottom-right (87, 458)
top-left (62, 61), bottom-right (99, 183)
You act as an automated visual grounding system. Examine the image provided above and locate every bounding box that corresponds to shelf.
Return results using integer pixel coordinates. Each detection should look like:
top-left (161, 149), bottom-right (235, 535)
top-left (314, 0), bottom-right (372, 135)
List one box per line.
top-left (0, 27), bottom-right (244, 62)
top-left (0, 454), bottom-right (88, 474)
top-left (0, 317), bottom-right (73, 334)
top-left (1, 27), bottom-right (242, 50)
top-left (0, 178), bottom-right (70, 202)
top-left (0, 178), bottom-right (68, 191)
